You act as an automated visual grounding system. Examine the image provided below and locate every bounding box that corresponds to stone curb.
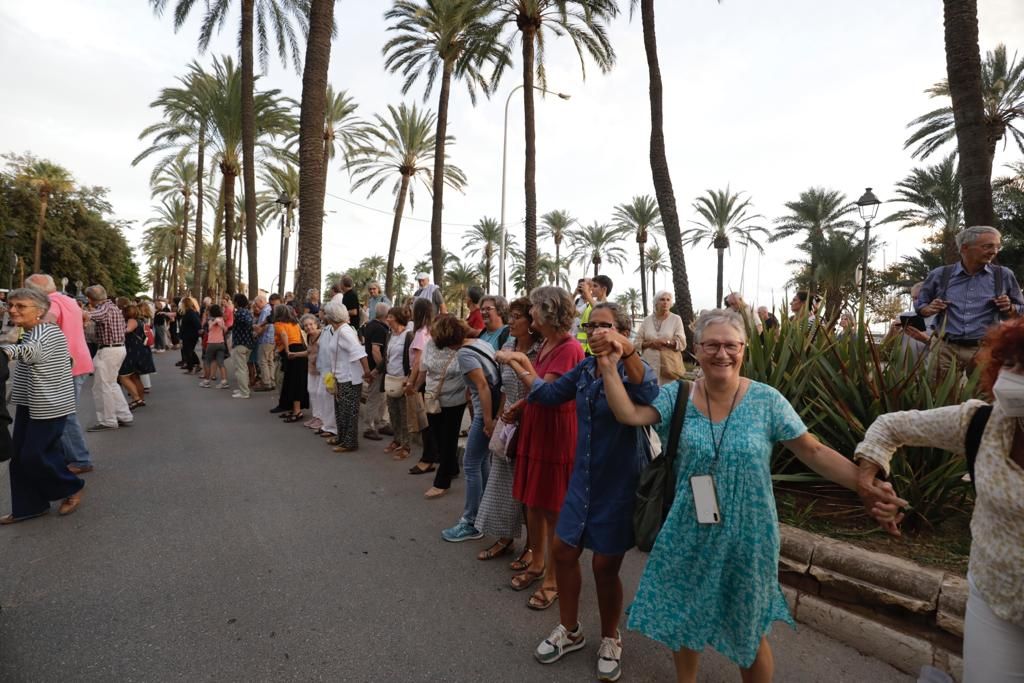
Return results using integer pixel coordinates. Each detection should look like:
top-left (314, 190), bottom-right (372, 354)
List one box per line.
top-left (778, 524), bottom-right (964, 681)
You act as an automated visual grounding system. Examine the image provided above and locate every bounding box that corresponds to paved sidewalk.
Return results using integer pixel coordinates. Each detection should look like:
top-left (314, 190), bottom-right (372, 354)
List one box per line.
top-left (0, 354), bottom-right (911, 681)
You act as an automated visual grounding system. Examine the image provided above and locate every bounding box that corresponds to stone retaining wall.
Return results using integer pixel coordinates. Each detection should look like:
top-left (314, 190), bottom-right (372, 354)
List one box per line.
top-left (778, 525), bottom-right (965, 681)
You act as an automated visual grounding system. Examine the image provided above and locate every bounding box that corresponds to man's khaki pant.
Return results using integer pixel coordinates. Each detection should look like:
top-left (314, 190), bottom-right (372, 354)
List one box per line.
top-left (360, 380), bottom-right (387, 434)
top-left (258, 343), bottom-right (277, 388)
top-left (230, 345), bottom-right (251, 397)
top-left (932, 338), bottom-right (980, 383)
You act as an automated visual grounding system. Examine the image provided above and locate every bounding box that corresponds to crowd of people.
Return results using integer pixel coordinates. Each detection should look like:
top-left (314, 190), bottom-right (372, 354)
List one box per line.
top-left (1, 224), bottom-right (1022, 681)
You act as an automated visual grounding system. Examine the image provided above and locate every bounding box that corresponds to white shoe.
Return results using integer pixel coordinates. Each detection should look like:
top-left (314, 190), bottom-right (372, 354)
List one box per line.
top-left (535, 623), bottom-right (585, 664)
top-left (596, 633), bottom-right (622, 681)
top-left (216, 381), bottom-right (229, 389)
top-left (199, 380), bottom-right (211, 388)
top-left (231, 391), bottom-right (249, 399)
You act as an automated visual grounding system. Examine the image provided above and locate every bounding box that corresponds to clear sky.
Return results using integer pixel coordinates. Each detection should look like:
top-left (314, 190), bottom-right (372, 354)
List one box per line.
top-left (2, 0), bottom-right (1022, 310)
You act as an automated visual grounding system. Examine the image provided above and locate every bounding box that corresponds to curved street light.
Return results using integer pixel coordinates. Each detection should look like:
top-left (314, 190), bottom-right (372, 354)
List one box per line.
top-left (855, 187), bottom-right (882, 328)
top-left (498, 84), bottom-right (571, 297)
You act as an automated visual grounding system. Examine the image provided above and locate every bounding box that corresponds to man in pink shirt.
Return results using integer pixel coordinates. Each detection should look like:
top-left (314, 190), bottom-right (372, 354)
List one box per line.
top-left (27, 274), bottom-right (95, 473)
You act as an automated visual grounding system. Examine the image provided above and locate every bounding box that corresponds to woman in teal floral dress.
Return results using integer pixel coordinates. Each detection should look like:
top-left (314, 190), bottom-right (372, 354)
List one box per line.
top-left (595, 309), bottom-right (902, 682)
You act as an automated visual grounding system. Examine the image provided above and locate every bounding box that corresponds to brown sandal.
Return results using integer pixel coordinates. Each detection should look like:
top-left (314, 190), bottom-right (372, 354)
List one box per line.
top-left (477, 539), bottom-right (514, 561)
top-left (392, 447), bottom-right (410, 461)
top-left (527, 586), bottom-right (559, 610)
top-left (509, 548), bottom-right (533, 571)
top-left (510, 569), bottom-right (544, 591)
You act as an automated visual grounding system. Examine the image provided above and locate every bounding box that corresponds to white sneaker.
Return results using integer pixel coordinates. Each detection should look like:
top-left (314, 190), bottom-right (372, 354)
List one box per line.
top-left (596, 633), bottom-right (622, 681)
top-left (231, 391), bottom-right (249, 399)
top-left (535, 623), bottom-right (585, 664)
top-left (216, 381), bottom-right (229, 389)
top-left (199, 380), bottom-right (211, 388)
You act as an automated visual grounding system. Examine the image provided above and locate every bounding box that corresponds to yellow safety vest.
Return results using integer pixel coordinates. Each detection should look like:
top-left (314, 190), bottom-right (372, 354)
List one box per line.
top-left (576, 304), bottom-right (592, 354)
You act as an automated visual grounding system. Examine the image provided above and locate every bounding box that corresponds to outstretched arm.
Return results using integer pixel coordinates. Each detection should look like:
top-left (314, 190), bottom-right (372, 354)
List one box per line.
top-left (595, 340), bottom-right (660, 427)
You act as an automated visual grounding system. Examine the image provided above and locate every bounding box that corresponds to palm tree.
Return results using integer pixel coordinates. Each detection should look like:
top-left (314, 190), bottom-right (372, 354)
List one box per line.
top-left (133, 61), bottom-right (214, 296)
top-left (788, 229), bottom-right (876, 324)
top-left (771, 187), bottom-right (857, 297)
top-left (260, 162), bottom-right (299, 294)
top-left (569, 222), bottom-right (630, 277)
top-left (616, 287), bottom-right (641, 321)
top-left (383, 0), bottom-right (508, 286)
top-left (641, 241), bottom-right (667, 304)
top-left (392, 264), bottom-right (411, 297)
top-left (444, 259), bottom-right (480, 316)
top-left (319, 86), bottom-right (363, 188)
top-left (349, 102), bottom-right (467, 298)
top-left (149, 0), bottom-right (307, 296)
top-left (151, 158), bottom-right (198, 295)
top-left (880, 154), bottom-right (963, 263)
top-left (143, 199), bottom-right (188, 298)
top-left (15, 158), bottom-right (74, 271)
top-left (613, 194), bottom-right (661, 316)
top-left (629, 0), bottom-right (695, 326)
top-left (494, 0), bottom-right (618, 290)
top-left (681, 187), bottom-right (767, 308)
top-left (539, 209), bottom-right (574, 283)
top-left (906, 40), bottom-right (1022, 224)
top-left (536, 251), bottom-right (566, 288)
top-left (463, 217), bottom-right (503, 290)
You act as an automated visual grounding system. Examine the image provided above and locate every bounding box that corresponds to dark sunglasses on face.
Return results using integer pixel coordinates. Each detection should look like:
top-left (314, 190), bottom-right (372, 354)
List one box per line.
top-left (582, 322), bottom-right (614, 332)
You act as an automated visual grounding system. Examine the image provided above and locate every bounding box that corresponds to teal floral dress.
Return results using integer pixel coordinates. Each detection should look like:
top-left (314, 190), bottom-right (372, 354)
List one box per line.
top-left (627, 380), bottom-right (807, 668)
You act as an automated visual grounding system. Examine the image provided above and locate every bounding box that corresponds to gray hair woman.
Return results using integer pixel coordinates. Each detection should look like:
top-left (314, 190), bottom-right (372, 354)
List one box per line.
top-left (366, 281), bottom-right (391, 320)
top-left (635, 290), bottom-right (688, 385)
top-left (0, 288), bottom-right (85, 523)
top-left (596, 309), bottom-right (902, 681)
top-left (479, 295), bottom-right (511, 350)
top-left (324, 300), bottom-right (370, 452)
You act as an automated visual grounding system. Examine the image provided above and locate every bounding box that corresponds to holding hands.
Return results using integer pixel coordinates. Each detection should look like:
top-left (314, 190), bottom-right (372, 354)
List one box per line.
top-left (856, 460), bottom-right (908, 536)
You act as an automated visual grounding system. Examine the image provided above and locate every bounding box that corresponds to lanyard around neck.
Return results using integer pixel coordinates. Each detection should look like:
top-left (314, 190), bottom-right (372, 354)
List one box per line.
top-left (703, 380), bottom-right (740, 475)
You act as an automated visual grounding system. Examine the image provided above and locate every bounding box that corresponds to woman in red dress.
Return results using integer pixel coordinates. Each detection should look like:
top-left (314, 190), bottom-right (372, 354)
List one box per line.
top-left (500, 286), bottom-right (584, 611)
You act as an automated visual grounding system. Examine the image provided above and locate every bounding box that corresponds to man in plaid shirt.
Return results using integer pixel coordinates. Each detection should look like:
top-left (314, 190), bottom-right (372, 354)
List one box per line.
top-left (84, 285), bottom-right (132, 431)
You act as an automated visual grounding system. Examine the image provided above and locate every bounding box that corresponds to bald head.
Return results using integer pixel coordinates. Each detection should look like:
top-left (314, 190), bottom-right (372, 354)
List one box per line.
top-left (26, 273), bottom-right (57, 294)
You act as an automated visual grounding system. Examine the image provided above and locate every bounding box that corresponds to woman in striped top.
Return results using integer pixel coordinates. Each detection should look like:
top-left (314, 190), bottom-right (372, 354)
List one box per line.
top-left (0, 288), bottom-right (85, 524)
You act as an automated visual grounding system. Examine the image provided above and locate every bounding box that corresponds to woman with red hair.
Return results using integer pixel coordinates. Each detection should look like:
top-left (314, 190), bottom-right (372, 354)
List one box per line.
top-left (855, 318), bottom-right (1024, 682)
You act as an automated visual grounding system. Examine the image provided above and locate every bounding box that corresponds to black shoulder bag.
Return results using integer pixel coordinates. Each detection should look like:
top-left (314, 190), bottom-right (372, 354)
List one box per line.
top-left (633, 380), bottom-right (690, 552)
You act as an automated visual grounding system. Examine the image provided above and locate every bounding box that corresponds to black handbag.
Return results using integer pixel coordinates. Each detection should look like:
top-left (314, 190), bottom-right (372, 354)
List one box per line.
top-left (633, 380), bottom-right (690, 552)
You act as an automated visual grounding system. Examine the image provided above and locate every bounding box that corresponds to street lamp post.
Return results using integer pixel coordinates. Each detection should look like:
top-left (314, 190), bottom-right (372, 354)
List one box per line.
top-left (855, 187), bottom-right (881, 329)
top-left (275, 193), bottom-right (293, 297)
top-left (498, 84), bottom-right (571, 297)
top-left (4, 229), bottom-right (18, 290)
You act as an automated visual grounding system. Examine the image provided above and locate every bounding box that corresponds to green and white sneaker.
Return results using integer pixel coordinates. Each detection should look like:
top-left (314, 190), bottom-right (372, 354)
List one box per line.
top-left (596, 633), bottom-right (622, 681)
top-left (535, 623), bottom-right (585, 664)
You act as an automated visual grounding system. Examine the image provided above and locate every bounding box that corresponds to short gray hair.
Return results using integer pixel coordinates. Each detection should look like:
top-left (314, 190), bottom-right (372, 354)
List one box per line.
top-left (26, 274), bottom-right (57, 293)
top-left (375, 302), bottom-right (389, 319)
top-left (528, 286), bottom-right (575, 334)
top-left (481, 295), bottom-right (509, 323)
top-left (592, 302), bottom-right (632, 335)
top-left (298, 313), bottom-right (319, 329)
top-left (693, 308), bottom-right (747, 343)
top-left (85, 285), bottom-right (108, 302)
top-left (654, 290), bottom-right (672, 302)
top-left (956, 225), bottom-right (1000, 250)
top-left (8, 287), bottom-right (51, 314)
top-left (322, 300), bottom-right (349, 323)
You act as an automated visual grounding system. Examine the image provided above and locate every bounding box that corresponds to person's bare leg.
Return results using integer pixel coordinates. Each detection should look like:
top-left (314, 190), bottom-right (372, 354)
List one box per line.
top-left (524, 507), bottom-right (547, 576)
top-left (672, 648), bottom-right (700, 683)
top-left (541, 510), bottom-right (559, 591)
top-left (131, 376), bottom-right (145, 400)
top-left (740, 638), bottom-right (774, 683)
top-left (119, 376), bottom-right (140, 402)
top-left (592, 553), bottom-right (625, 638)
top-left (552, 537), bottom-right (584, 627)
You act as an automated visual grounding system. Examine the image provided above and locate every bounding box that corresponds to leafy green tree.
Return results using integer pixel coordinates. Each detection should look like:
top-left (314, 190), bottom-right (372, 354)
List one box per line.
top-left (493, 0), bottom-right (618, 290)
top-left (881, 153), bottom-right (962, 263)
top-left (613, 194), bottom-right (661, 315)
top-left (788, 229), bottom-right (878, 324)
top-left (383, 0), bottom-right (507, 286)
top-left (149, 0), bottom-right (307, 296)
top-left (569, 221), bottom-right (630, 277)
top-left (150, 158), bottom-right (198, 295)
top-left (771, 187), bottom-right (856, 297)
top-left (8, 156), bottom-right (75, 271)
top-left (463, 217), bottom-right (502, 290)
top-left (349, 102), bottom-right (466, 298)
top-left (681, 187), bottom-right (767, 308)
top-left (143, 199), bottom-right (188, 298)
top-left (615, 287), bottom-right (641, 321)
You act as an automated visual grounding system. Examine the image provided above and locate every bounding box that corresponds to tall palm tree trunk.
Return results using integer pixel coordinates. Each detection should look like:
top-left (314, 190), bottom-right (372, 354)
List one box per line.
top-left (429, 62), bottom-right (455, 286)
top-left (385, 175), bottom-right (411, 299)
top-left (178, 192), bottom-right (191, 295)
top-left (522, 27), bottom-right (538, 291)
top-left (223, 172), bottom-right (236, 293)
top-left (641, 0), bottom-right (694, 326)
top-left (943, 0), bottom-right (994, 226)
top-left (651, 268), bottom-right (656, 306)
top-left (294, 0), bottom-right (335, 299)
top-left (33, 195), bottom-right (47, 271)
top-left (192, 126), bottom-right (206, 296)
top-left (715, 247), bottom-right (725, 308)
top-left (638, 237), bottom-right (648, 316)
top-left (241, 0), bottom-right (259, 298)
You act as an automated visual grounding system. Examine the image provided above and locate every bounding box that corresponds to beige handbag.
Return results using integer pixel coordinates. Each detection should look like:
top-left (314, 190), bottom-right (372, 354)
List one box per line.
top-left (406, 392), bottom-right (429, 433)
top-left (659, 346), bottom-right (685, 380)
top-left (384, 374), bottom-right (405, 398)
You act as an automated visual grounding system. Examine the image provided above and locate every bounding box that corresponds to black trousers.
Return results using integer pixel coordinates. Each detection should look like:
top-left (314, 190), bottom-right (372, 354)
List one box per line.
top-left (9, 407), bottom-right (83, 518)
top-left (181, 336), bottom-right (200, 370)
top-left (429, 403), bottom-right (467, 490)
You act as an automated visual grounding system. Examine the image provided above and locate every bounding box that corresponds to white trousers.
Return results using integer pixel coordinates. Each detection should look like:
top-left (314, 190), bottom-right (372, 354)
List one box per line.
top-left (964, 576), bottom-right (1024, 682)
top-left (314, 375), bottom-right (336, 435)
top-left (93, 346), bottom-right (132, 427)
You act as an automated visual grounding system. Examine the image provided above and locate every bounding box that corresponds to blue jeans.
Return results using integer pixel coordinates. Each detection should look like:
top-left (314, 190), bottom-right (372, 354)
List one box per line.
top-left (460, 415), bottom-right (491, 526)
top-left (61, 375), bottom-right (92, 467)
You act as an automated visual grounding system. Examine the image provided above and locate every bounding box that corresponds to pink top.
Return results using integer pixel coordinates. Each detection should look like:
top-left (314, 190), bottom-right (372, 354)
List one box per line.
top-left (48, 292), bottom-right (93, 377)
top-left (207, 317), bottom-right (227, 344)
top-left (410, 326), bottom-right (430, 366)
top-left (223, 304), bottom-right (234, 329)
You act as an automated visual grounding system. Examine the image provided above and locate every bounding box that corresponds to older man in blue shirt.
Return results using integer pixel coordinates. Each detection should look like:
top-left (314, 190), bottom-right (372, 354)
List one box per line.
top-left (916, 225), bottom-right (1023, 378)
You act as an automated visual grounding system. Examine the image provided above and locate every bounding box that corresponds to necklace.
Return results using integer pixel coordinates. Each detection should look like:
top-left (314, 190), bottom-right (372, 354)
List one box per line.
top-left (653, 313), bottom-right (668, 333)
top-left (702, 380), bottom-right (741, 475)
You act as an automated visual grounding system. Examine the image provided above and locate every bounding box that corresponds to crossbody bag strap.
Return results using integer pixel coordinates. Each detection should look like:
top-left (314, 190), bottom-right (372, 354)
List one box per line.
top-left (664, 380), bottom-right (691, 466)
top-left (965, 403), bottom-right (993, 483)
top-left (434, 350), bottom-right (458, 395)
top-left (462, 344), bottom-right (500, 380)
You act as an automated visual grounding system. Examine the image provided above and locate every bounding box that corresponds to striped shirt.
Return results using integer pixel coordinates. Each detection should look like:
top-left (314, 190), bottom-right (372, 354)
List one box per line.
top-left (90, 299), bottom-right (126, 346)
top-left (2, 323), bottom-right (76, 419)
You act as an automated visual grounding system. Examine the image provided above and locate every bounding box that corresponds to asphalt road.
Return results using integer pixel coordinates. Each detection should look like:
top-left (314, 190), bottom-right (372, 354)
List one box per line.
top-left (0, 353), bottom-right (913, 682)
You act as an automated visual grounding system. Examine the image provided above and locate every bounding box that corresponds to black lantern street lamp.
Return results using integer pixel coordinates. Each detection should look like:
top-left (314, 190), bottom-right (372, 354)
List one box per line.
top-left (4, 229), bottom-right (17, 290)
top-left (275, 192), bottom-right (293, 297)
top-left (855, 187), bottom-right (881, 328)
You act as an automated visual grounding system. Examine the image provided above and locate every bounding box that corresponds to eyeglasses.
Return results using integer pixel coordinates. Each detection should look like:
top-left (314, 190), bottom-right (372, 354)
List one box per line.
top-left (481, 306), bottom-right (496, 312)
top-left (972, 243), bottom-right (1001, 252)
top-left (582, 322), bottom-right (615, 332)
top-left (698, 341), bottom-right (745, 355)
top-left (9, 303), bottom-right (39, 310)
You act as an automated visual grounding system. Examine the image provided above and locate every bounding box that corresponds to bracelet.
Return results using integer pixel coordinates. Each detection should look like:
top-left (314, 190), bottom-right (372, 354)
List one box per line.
top-left (622, 348), bottom-right (637, 359)
top-left (519, 371), bottom-right (530, 378)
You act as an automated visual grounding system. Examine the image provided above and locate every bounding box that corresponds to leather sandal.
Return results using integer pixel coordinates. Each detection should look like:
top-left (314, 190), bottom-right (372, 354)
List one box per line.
top-left (510, 569), bottom-right (544, 591)
top-left (509, 548), bottom-right (533, 572)
top-left (477, 539), bottom-right (514, 561)
top-left (527, 586), bottom-right (558, 610)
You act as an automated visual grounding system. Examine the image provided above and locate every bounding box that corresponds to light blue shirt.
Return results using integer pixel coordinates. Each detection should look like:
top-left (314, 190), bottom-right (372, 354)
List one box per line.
top-left (916, 262), bottom-right (1023, 340)
top-left (257, 305), bottom-right (275, 345)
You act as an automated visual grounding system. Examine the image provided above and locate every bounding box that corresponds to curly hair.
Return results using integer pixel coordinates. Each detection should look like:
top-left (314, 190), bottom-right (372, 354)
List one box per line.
top-left (978, 317), bottom-right (1024, 395)
top-left (528, 286), bottom-right (575, 334)
top-left (431, 314), bottom-right (470, 350)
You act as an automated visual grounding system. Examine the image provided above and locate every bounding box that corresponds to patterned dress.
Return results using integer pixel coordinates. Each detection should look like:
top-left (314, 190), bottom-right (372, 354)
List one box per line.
top-left (474, 338), bottom-right (540, 538)
top-left (627, 380), bottom-right (806, 668)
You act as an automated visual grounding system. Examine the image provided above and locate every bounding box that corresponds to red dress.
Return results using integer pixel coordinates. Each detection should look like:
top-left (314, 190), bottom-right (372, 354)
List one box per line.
top-left (513, 335), bottom-right (584, 513)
